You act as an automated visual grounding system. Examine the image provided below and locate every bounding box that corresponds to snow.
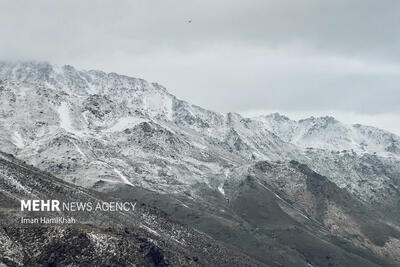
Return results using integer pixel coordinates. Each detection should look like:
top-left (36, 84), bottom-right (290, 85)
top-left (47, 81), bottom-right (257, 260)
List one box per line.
top-left (171, 237), bottom-right (185, 246)
top-left (113, 168), bottom-right (133, 186)
top-left (0, 233), bottom-right (25, 266)
top-left (74, 143), bottom-right (86, 158)
top-left (192, 141), bottom-right (207, 150)
top-left (57, 102), bottom-right (83, 136)
top-left (141, 224), bottom-right (160, 236)
top-left (12, 132), bottom-right (24, 149)
top-left (174, 198), bottom-right (190, 208)
top-left (107, 117), bottom-right (147, 132)
top-left (218, 184), bottom-right (225, 196)
top-left (255, 114), bottom-right (400, 158)
top-left (86, 81), bottom-right (98, 95)
top-left (87, 232), bottom-right (118, 253)
top-left (0, 169), bottom-right (32, 196)
top-left (142, 91), bottom-right (173, 120)
top-left (17, 86), bottom-right (30, 98)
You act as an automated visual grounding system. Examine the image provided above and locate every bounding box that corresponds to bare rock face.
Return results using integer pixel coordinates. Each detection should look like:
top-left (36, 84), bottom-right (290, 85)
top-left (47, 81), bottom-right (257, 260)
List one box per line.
top-left (1, 61), bottom-right (400, 266)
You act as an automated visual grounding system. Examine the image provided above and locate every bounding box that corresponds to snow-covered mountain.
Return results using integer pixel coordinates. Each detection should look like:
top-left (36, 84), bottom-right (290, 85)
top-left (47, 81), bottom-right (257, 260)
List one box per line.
top-left (1, 61), bottom-right (400, 266)
top-left (257, 113), bottom-right (400, 157)
top-left (0, 61), bottom-right (300, 190)
top-left (256, 113), bottom-right (400, 210)
top-left (1, 61), bottom-right (399, 207)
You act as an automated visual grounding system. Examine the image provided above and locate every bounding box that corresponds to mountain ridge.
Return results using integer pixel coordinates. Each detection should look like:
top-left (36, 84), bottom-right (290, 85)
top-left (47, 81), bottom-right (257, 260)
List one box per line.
top-left (1, 60), bottom-right (400, 266)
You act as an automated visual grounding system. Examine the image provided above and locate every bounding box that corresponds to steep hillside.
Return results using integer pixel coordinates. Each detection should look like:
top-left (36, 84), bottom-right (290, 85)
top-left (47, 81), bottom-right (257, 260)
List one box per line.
top-left (0, 152), bottom-right (272, 266)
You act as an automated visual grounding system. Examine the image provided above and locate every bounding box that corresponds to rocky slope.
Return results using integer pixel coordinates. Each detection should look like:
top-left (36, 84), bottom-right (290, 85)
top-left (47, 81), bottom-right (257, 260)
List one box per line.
top-left (1, 61), bottom-right (400, 266)
top-left (0, 151), bottom-right (272, 266)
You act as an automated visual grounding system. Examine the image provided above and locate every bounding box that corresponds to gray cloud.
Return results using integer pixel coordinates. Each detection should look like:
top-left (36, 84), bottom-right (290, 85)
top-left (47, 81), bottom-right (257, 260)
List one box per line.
top-left (0, 0), bottom-right (399, 124)
top-left (2, 1), bottom-right (399, 58)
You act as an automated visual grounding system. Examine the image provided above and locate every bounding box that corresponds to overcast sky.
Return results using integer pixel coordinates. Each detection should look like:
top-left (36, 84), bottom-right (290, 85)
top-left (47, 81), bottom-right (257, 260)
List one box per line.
top-left (1, 0), bottom-right (400, 134)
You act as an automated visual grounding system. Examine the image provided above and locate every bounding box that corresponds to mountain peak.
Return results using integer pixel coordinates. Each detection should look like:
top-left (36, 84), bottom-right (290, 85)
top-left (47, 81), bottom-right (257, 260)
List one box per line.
top-left (299, 115), bottom-right (337, 124)
top-left (266, 112), bottom-right (291, 121)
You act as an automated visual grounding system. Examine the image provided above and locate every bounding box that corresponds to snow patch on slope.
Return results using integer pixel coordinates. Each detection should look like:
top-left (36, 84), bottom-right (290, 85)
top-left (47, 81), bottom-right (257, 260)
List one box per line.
top-left (107, 117), bottom-right (147, 132)
top-left (57, 102), bottom-right (83, 137)
top-left (12, 132), bottom-right (24, 149)
top-left (113, 168), bottom-right (133, 186)
top-left (74, 143), bottom-right (86, 158)
top-left (218, 185), bottom-right (225, 196)
top-left (143, 91), bottom-right (173, 120)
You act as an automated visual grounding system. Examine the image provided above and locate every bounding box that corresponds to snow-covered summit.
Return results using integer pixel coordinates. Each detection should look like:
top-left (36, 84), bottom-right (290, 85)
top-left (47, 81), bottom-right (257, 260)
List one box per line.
top-left (0, 61), bottom-right (165, 96)
top-left (255, 113), bottom-right (400, 157)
